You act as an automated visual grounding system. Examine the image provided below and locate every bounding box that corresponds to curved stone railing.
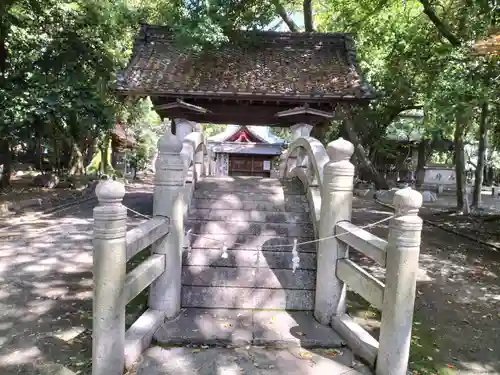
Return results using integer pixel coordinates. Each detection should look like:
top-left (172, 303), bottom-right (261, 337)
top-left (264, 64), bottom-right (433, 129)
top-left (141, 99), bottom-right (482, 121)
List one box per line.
top-left (280, 136), bottom-right (424, 375)
top-left (280, 136), bottom-right (330, 236)
top-left (180, 131), bottom-right (207, 211)
top-left (92, 128), bottom-right (207, 375)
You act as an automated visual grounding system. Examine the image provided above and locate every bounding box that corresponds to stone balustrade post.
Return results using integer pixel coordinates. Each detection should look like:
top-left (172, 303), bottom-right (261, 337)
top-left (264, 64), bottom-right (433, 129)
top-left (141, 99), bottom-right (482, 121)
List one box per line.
top-left (291, 123), bottom-right (312, 167)
top-left (92, 180), bottom-right (127, 375)
top-left (376, 188), bottom-right (423, 375)
top-left (314, 137), bottom-right (355, 325)
top-left (279, 149), bottom-right (290, 178)
top-left (148, 126), bottom-right (186, 318)
top-left (193, 142), bottom-right (205, 181)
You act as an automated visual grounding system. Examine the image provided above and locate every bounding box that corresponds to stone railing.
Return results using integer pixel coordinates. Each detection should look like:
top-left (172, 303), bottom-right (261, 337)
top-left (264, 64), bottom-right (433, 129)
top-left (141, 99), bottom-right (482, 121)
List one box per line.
top-left (92, 128), bottom-right (206, 375)
top-left (281, 137), bottom-right (423, 375)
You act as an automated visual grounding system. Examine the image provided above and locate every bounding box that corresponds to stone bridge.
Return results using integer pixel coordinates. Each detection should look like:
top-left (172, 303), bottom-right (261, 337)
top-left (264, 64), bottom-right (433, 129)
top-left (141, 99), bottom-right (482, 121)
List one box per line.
top-left (91, 127), bottom-right (423, 375)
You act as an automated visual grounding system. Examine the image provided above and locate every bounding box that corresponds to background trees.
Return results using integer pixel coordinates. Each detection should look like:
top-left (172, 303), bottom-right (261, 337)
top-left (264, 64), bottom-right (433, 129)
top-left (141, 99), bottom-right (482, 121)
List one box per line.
top-left (1, 0), bottom-right (498, 211)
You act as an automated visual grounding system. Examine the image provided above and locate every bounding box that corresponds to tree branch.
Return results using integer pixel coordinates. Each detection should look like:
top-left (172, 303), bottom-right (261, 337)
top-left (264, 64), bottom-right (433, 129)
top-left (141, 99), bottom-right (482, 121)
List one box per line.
top-left (303, 0), bottom-right (313, 32)
top-left (419, 0), bottom-right (461, 46)
top-left (272, 0), bottom-right (299, 32)
top-left (386, 104), bottom-right (424, 125)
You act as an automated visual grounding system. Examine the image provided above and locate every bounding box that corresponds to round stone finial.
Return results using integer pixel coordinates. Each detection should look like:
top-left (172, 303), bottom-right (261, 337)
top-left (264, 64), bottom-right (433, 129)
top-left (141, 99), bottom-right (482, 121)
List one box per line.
top-left (157, 130), bottom-right (183, 153)
top-left (95, 179), bottom-right (126, 204)
top-left (393, 187), bottom-right (423, 215)
top-left (326, 137), bottom-right (355, 162)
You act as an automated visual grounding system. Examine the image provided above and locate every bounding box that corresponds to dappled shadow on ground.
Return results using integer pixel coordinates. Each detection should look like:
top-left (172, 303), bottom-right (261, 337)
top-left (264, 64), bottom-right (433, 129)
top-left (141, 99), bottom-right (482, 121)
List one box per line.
top-left (349, 197), bottom-right (500, 374)
top-left (173, 177), bottom-right (365, 374)
top-left (0, 183), bottom-right (154, 375)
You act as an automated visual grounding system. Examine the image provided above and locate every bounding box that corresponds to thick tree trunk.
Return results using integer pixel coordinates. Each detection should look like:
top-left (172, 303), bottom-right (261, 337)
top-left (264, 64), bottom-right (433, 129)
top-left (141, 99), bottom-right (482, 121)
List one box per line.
top-left (339, 104), bottom-right (389, 189)
top-left (0, 139), bottom-right (11, 188)
top-left (454, 119), bottom-right (469, 213)
top-left (415, 141), bottom-right (427, 189)
top-left (472, 102), bottom-right (488, 208)
top-left (272, 0), bottom-right (299, 31)
top-left (69, 141), bottom-right (85, 175)
top-left (303, 0), bottom-right (314, 31)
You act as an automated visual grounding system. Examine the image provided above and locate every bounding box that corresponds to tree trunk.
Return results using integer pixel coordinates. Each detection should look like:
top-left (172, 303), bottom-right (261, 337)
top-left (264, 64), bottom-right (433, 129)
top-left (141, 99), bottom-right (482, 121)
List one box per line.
top-left (472, 102), bottom-right (489, 208)
top-left (303, 0), bottom-right (314, 31)
top-left (311, 123), bottom-right (328, 143)
top-left (272, 0), bottom-right (299, 31)
top-left (488, 167), bottom-right (494, 186)
top-left (340, 104), bottom-right (389, 189)
top-left (454, 119), bottom-right (468, 213)
top-left (0, 139), bottom-right (11, 188)
top-left (69, 141), bottom-right (85, 175)
top-left (415, 141), bottom-right (427, 189)
top-left (100, 136), bottom-right (111, 175)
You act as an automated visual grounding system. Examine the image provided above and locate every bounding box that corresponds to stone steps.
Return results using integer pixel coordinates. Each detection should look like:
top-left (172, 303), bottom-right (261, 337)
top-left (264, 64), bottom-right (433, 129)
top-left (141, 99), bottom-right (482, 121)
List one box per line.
top-left (181, 177), bottom-right (316, 311)
top-left (191, 198), bottom-right (310, 213)
top-left (188, 208), bottom-right (311, 224)
top-left (136, 346), bottom-right (370, 375)
top-left (183, 249), bottom-right (317, 269)
top-left (192, 190), bottom-right (309, 203)
top-left (182, 266), bottom-right (316, 290)
top-left (153, 309), bottom-right (344, 348)
top-left (190, 234), bottom-right (316, 252)
top-left (182, 286), bottom-right (314, 310)
top-left (186, 220), bottom-right (315, 237)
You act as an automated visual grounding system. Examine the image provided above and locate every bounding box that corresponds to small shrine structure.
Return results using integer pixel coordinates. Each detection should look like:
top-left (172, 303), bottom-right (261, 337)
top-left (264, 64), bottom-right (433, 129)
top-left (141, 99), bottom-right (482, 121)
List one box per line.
top-left (207, 125), bottom-right (285, 177)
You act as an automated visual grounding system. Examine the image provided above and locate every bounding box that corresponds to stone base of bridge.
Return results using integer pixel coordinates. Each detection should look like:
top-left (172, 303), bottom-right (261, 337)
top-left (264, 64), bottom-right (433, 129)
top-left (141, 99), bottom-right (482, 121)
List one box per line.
top-left (135, 345), bottom-right (371, 375)
top-left (154, 308), bottom-right (344, 348)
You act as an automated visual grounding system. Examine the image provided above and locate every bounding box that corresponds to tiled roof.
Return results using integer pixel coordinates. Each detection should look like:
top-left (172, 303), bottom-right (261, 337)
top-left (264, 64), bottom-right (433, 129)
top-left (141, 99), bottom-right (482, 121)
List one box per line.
top-left (116, 24), bottom-right (374, 100)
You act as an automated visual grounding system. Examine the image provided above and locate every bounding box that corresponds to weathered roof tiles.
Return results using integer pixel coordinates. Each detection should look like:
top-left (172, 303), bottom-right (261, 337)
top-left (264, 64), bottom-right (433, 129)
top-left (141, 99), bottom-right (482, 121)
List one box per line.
top-left (116, 24), bottom-right (374, 101)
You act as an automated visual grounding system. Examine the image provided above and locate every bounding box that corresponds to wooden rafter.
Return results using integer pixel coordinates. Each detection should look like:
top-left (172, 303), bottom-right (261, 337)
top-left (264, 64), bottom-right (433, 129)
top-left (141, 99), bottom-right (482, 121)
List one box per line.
top-left (275, 104), bottom-right (334, 119)
top-left (155, 99), bottom-right (210, 114)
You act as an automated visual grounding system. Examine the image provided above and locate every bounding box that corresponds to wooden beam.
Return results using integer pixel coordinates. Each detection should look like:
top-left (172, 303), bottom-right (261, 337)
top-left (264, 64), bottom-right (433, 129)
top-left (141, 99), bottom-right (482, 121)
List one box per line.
top-left (155, 102), bottom-right (335, 126)
top-left (155, 99), bottom-right (210, 114)
top-left (275, 105), bottom-right (334, 118)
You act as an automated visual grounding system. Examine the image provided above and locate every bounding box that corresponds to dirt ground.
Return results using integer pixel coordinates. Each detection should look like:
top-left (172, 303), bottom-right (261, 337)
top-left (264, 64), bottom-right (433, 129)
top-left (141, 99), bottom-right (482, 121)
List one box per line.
top-left (349, 197), bottom-right (500, 375)
top-left (1, 181), bottom-right (498, 375)
top-left (423, 211), bottom-right (500, 249)
top-left (0, 176), bottom-right (94, 220)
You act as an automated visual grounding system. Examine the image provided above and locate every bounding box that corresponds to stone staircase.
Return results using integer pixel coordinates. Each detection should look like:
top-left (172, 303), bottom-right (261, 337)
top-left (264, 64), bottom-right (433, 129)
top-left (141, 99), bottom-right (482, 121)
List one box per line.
top-left (152, 176), bottom-right (345, 349)
top-left (183, 176), bottom-right (316, 310)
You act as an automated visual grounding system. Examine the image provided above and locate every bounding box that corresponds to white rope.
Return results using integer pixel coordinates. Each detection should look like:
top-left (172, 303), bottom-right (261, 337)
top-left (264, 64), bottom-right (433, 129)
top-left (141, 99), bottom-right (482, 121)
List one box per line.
top-left (187, 214), bottom-right (395, 250)
top-left (125, 206), bottom-right (153, 219)
top-left (120, 203), bottom-right (395, 251)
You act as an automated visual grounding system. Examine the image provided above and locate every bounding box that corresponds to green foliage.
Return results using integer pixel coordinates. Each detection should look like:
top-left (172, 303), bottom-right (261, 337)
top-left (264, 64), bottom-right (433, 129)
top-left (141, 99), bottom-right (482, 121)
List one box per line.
top-left (1, 0), bottom-right (498, 187)
top-left (203, 123), bottom-right (227, 137)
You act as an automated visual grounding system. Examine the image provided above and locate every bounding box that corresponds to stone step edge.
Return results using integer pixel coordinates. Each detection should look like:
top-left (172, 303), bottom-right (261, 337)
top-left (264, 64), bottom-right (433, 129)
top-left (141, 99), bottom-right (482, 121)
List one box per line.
top-left (153, 308), bottom-right (346, 349)
top-left (181, 280), bottom-right (316, 291)
top-left (189, 246), bottom-right (317, 253)
top-left (151, 337), bottom-right (345, 350)
top-left (181, 286), bottom-right (315, 310)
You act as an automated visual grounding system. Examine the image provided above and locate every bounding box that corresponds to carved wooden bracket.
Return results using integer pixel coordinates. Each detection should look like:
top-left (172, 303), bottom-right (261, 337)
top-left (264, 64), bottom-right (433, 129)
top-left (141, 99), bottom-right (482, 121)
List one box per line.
top-left (275, 104), bottom-right (334, 119)
top-left (155, 99), bottom-right (211, 114)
